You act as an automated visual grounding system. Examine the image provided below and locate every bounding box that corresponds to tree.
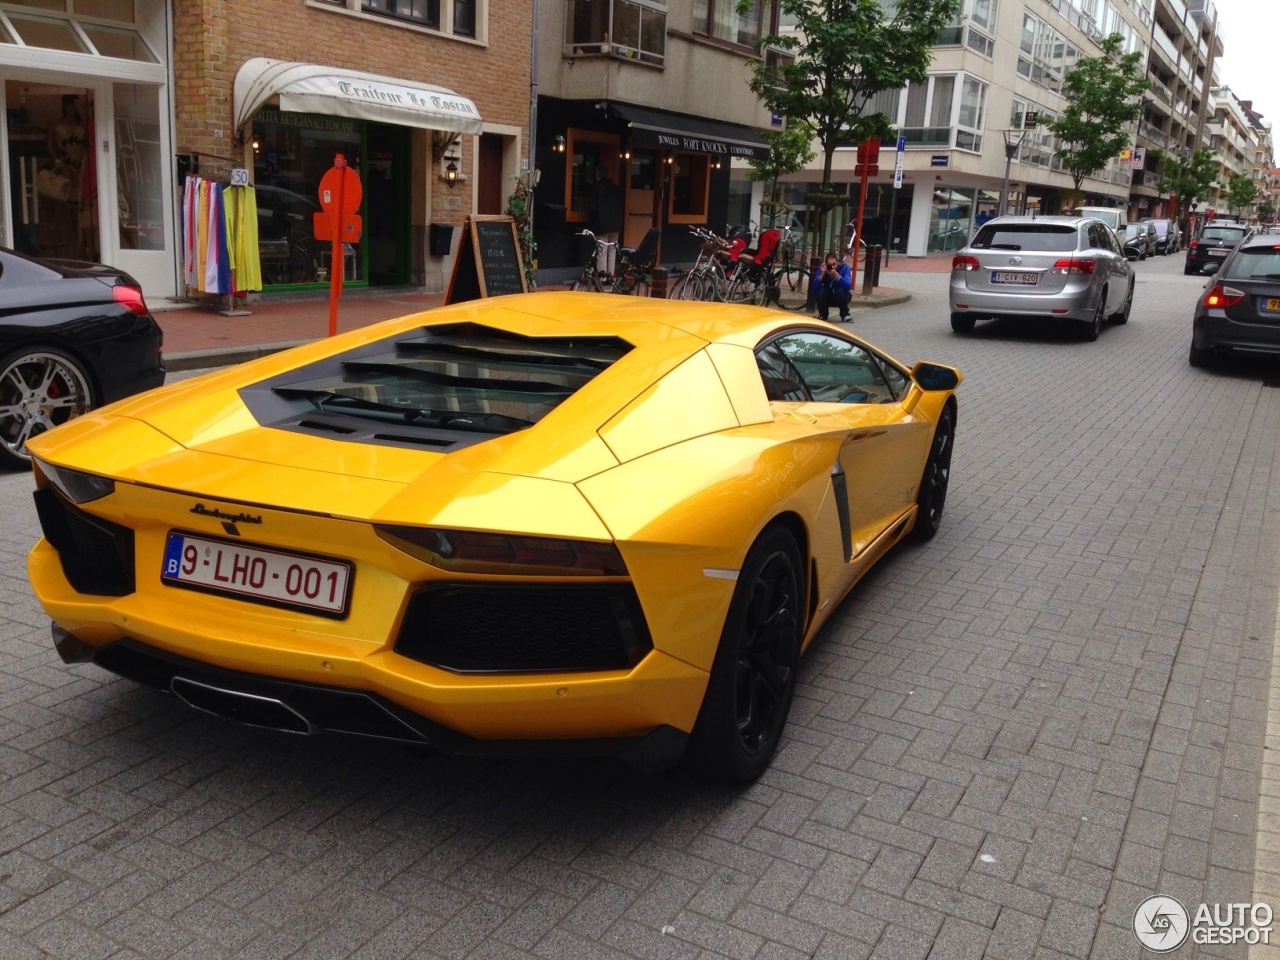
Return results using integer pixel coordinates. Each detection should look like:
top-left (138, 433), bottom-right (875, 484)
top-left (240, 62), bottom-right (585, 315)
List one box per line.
top-left (1260, 197), bottom-right (1277, 222)
top-left (1153, 147), bottom-right (1217, 220)
top-left (1048, 33), bottom-right (1148, 193)
top-left (1227, 174), bottom-right (1258, 217)
top-left (745, 124), bottom-right (816, 227)
top-left (744, 0), bottom-right (960, 189)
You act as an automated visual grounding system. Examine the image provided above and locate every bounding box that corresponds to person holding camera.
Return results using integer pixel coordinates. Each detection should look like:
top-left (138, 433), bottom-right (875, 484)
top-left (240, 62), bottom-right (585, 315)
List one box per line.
top-left (811, 252), bottom-right (853, 323)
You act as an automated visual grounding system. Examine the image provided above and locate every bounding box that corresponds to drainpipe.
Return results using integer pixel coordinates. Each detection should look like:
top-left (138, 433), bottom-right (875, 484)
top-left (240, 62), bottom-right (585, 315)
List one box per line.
top-left (528, 0), bottom-right (539, 228)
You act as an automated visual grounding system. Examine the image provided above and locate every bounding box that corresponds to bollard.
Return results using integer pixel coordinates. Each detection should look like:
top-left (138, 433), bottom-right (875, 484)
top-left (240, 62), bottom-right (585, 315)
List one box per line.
top-left (861, 248), bottom-right (875, 296)
top-left (871, 245), bottom-right (883, 288)
top-left (649, 266), bottom-right (669, 298)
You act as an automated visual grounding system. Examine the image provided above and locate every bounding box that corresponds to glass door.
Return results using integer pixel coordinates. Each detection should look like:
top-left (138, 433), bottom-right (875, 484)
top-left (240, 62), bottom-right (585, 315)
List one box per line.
top-left (109, 81), bottom-right (174, 295)
top-left (5, 79), bottom-right (101, 261)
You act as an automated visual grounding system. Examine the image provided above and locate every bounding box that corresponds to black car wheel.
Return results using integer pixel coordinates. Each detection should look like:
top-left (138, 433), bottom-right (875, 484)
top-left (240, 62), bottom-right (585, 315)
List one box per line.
top-left (950, 312), bottom-right (976, 333)
top-left (689, 526), bottom-right (803, 783)
top-left (912, 404), bottom-right (955, 542)
top-left (0, 346), bottom-right (95, 468)
top-left (1078, 291), bottom-right (1105, 341)
top-left (1111, 278), bottom-right (1134, 325)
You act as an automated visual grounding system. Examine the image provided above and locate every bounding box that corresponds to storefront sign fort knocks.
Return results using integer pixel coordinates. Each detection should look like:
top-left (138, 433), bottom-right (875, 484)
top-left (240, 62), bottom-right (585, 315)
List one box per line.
top-left (655, 133), bottom-right (756, 157)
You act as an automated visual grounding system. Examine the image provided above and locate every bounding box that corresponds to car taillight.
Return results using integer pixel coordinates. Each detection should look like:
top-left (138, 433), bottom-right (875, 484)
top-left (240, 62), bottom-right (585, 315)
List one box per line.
top-left (112, 284), bottom-right (149, 316)
top-left (1050, 259), bottom-right (1097, 275)
top-left (1188, 240), bottom-right (1198, 251)
top-left (951, 255), bottom-right (980, 271)
top-left (1203, 283), bottom-right (1244, 308)
top-left (374, 526), bottom-right (629, 577)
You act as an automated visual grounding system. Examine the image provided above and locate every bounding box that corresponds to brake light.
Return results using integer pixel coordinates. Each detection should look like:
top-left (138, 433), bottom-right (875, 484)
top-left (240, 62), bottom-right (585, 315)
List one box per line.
top-left (951, 255), bottom-right (980, 271)
top-left (1050, 259), bottom-right (1097, 275)
top-left (1203, 283), bottom-right (1244, 308)
top-left (112, 284), bottom-right (149, 316)
top-left (1188, 240), bottom-right (1198, 252)
top-left (374, 526), bottom-right (629, 577)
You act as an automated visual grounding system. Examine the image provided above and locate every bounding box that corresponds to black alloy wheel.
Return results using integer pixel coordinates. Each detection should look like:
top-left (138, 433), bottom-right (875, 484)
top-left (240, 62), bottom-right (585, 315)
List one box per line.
top-left (689, 527), bottom-right (804, 783)
top-left (912, 405), bottom-right (955, 541)
top-left (0, 346), bottom-right (95, 468)
top-left (1111, 279), bottom-right (1134, 325)
top-left (1079, 292), bottom-right (1105, 341)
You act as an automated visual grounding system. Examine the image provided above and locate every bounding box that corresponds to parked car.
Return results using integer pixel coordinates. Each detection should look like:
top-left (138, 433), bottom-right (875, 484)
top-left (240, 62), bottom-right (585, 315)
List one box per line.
top-left (1189, 234), bottom-right (1280, 367)
top-left (1140, 217), bottom-right (1180, 255)
top-left (1185, 222), bottom-right (1253, 275)
top-left (1122, 222), bottom-right (1156, 260)
top-left (949, 216), bottom-right (1135, 341)
top-left (26, 294), bottom-right (962, 782)
top-left (1072, 205), bottom-right (1126, 243)
top-left (0, 248), bottom-right (165, 468)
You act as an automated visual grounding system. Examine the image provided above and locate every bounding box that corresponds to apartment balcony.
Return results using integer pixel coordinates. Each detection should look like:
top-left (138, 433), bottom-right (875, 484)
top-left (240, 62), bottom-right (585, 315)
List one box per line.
top-left (1166, 0), bottom-right (1190, 27)
top-left (1150, 76), bottom-right (1173, 105)
top-left (1151, 27), bottom-right (1179, 67)
top-left (1139, 120), bottom-right (1170, 149)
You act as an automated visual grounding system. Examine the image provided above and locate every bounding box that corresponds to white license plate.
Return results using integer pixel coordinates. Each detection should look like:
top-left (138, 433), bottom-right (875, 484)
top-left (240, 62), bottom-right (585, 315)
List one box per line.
top-left (991, 271), bottom-right (1038, 285)
top-left (1208, 249), bottom-right (1227, 256)
top-left (162, 532), bottom-right (352, 617)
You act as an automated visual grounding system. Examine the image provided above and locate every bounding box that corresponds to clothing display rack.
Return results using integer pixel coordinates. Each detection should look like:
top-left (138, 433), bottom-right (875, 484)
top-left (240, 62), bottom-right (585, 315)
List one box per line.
top-left (179, 152), bottom-right (261, 316)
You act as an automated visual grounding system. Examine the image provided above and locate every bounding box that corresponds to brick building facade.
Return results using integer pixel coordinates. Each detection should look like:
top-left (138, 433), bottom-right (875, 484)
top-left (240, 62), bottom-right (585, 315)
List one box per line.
top-left (1, 0), bottom-right (531, 298)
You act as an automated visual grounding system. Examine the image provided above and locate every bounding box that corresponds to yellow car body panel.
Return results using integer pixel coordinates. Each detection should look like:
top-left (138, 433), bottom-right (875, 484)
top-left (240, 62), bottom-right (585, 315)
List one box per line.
top-left (25, 293), bottom-right (961, 760)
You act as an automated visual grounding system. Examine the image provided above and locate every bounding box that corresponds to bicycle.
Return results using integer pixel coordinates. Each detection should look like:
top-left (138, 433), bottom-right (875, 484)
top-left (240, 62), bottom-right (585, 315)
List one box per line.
top-left (571, 229), bottom-right (619, 293)
top-left (843, 221), bottom-right (869, 264)
top-left (671, 227), bottom-right (738, 301)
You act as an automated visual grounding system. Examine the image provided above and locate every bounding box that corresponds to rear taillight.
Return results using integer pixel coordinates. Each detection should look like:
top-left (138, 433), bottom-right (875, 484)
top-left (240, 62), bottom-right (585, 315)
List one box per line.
top-left (112, 284), bottom-right (149, 316)
top-left (1050, 259), bottom-right (1097, 275)
top-left (1203, 283), bottom-right (1244, 308)
top-left (375, 526), bottom-right (629, 577)
top-left (1188, 240), bottom-right (1198, 252)
top-left (951, 255), bottom-right (980, 271)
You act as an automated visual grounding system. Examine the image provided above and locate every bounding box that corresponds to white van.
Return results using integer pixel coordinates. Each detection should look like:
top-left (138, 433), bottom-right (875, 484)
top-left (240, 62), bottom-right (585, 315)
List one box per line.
top-left (1072, 206), bottom-right (1126, 239)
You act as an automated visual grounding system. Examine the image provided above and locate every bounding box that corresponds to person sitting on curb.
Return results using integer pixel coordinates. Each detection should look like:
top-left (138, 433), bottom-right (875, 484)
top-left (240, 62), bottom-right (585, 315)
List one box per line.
top-left (811, 252), bottom-right (853, 322)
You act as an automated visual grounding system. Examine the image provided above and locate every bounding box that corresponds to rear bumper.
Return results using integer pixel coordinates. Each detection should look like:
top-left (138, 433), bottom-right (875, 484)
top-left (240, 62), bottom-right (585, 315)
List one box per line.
top-left (1192, 311), bottom-right (1280, 356)
top-left (52, 628), bottom-right (692, 767)
top-left (949, 277), bottom-right (1097, 321)
top-left (1185, 252), bottom-right (1228, 273)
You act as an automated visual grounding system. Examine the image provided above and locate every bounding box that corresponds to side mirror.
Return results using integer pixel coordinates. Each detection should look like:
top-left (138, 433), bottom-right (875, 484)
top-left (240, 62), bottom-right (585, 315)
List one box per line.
top-left (910, 361), bottom-right (962, 392)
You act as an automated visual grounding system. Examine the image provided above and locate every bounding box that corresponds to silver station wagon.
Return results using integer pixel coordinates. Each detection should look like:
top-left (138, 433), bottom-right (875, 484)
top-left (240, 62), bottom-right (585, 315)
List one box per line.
top-left (949, 216), bottom-right (1136, 341)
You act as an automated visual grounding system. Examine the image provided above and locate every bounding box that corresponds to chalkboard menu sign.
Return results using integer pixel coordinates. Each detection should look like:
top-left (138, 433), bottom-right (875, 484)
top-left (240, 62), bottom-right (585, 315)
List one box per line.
top-left (445, 216), bottom-right (529, 304)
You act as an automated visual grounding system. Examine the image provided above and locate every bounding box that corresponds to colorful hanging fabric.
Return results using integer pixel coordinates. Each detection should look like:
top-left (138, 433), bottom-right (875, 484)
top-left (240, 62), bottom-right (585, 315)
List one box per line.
top-left (203, 181), bottom-right (220, 293)
top-left (182, 177), bottom-right (199, 289)
top-left (222, 185), bottom-right (262, 292)
top-left (214, 184), bottom-right (232, 296)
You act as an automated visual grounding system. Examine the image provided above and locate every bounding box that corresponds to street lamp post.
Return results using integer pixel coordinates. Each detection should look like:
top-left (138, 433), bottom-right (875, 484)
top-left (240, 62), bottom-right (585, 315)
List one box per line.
top-left (1000, 127), bottom-right (1031, 217)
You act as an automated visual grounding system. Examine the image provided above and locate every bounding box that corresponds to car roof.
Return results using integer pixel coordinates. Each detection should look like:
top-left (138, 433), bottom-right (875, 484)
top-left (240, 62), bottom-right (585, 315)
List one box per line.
top-left (977, 215), bottom-right (1089, 226)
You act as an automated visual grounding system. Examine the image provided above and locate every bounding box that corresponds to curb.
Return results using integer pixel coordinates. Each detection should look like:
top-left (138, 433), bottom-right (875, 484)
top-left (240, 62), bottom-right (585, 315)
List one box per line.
top-left (778, 289), bottom-right (912, 312)
top-left (164, 340), bottom-right (312, 372)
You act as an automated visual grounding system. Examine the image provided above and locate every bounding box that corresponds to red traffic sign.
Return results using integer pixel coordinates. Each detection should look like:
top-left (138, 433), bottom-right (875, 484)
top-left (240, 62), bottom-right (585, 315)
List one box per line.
top-left (854, 164), bottom-right (879, 177)
top-left (313, 212), bottom-right (362, 243)
top-left (318, 163), bottom-right (362, 216)
top-left (856, 138), bottom-right (881, 166)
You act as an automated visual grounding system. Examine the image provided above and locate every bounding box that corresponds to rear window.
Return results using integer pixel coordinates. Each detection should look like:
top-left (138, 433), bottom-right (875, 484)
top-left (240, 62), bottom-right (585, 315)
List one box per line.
top-left (1201, 226), bottom-right (1247, 242)
top-left (1224, 247), bottom-right (1280, 280)
top-left (970, 224), bottom-right (1078, 252)
top-left (241, 323), bottom-right (634, 451)
top-left (1124, 225), bottom-right (1143, 238)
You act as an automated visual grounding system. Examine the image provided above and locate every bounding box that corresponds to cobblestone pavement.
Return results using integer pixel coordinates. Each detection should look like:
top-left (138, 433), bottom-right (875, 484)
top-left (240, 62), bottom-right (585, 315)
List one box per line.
top-left (2, 253), bottom-right (1279, 960)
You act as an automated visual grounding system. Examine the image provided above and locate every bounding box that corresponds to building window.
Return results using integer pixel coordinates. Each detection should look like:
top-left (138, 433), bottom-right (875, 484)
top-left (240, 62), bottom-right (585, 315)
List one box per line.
top-left (564, 0), bottom-right (666, 64)
top-left (564, 129), bottom-right (620, 223)
top-left (362, 0), bottom-right (439, 28)
top-left (453, 0), bottom-right (474, 35)
top-left (955, 76), bottom-right (986, 152)
top-left (668, 152), bottom-right (709, 223)
top-left (693, 0), bottom-right (773, 49)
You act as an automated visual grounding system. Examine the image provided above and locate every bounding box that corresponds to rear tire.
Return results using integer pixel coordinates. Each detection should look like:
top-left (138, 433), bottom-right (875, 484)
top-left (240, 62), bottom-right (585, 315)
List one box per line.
top-left (912, 404), bottom-right (955, 542)
top-left (688, 526), bottom-right (804, 783)
top-left (1077, 293), bottom-right (1105, 341)
top-left (1110, 279), bottom-right (1134, 324)
top-left (1183, 265), bottom-right (1196, 276)
top-left (1189, 343), bottom-right (1214, 368)
top-left (0, 346), bottom-right (95, 468)
top-left (950, 312), bottom-right (976, 333)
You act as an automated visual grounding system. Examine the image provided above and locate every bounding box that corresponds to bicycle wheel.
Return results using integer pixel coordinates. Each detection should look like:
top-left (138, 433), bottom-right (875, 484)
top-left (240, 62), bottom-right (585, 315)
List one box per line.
top-left (726, 273), bottom-right (765, 305)
top-left (777, 257), bottom-right (807, 294)
top-left (571, 270), bottom-right (601, 293)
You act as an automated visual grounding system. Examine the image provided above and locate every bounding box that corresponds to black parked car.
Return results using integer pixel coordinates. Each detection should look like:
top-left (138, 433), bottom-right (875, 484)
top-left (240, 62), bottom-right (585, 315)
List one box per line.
top-left (1189, 234), bottom-right (1280, 368)
top-left (1122, 223), bottom-right (1156, 260)
top-left (1141, 217), bottom-right (1180, 255)
top-left (1185, 222), bottom-right (1253, 275)
top-left (0, 248), bottom-right (165, 467)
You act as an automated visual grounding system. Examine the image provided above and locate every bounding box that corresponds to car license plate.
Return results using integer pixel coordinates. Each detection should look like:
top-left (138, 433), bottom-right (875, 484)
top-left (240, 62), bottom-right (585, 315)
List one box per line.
top-left (991, 271), bottom-right (1038, 285)
top-left (162, 532), bottom-right (352, 617)
top-left (1264, 297), bottom-right (1280, 313)
top-left (1209, 249), bottom-right (1227, 256)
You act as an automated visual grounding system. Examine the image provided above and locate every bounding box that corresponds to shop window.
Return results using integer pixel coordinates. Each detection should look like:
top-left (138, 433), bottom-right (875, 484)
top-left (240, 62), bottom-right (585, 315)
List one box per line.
top-left (668, 152), bottom-right (708, 224)
top-left (81, 22), bottom-right (155, 60)
top-left (5, 12), bottom-right (87, 51)
top-left (362, 0), bottom-right (439, 28)
top-left (564, 0), bottom-right (665, 64)
top-left (253, 108), bottom-right (365, 285)
top-left (114, 83), bottom-right (164, 251)
top-left (564, 129), bottom-right (619, 224)
top-left (693, 0), bottom-right (774, 48)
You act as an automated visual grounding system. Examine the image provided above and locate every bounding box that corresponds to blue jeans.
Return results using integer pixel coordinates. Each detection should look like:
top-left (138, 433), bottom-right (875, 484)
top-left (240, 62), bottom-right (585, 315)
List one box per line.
top-left (816, 284), bottom-right (852, 320)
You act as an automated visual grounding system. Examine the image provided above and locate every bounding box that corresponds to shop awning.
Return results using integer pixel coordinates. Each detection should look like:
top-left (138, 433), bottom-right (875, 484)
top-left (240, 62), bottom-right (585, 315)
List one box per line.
top-left (609, 103), bottom-right (769, 160)
top-left (234, 58), bottom-right (484, 136)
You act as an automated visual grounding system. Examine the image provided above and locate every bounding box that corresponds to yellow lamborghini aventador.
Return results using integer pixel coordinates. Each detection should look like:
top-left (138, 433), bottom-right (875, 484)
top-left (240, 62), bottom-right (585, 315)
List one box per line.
top-left (26, 293), bottom-right (961, 781)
